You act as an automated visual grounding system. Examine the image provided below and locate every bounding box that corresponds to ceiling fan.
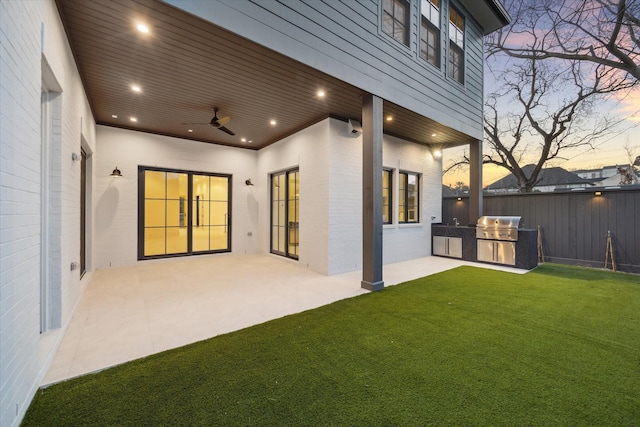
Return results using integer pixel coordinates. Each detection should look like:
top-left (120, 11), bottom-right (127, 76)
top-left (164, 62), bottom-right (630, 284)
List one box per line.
top-left (182, 107), bottom-right (235, 135)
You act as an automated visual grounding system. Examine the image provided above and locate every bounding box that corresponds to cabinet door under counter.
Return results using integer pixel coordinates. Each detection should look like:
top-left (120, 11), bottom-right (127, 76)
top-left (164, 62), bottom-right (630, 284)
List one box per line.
top-left (433, 236), bottom-right (462, 258)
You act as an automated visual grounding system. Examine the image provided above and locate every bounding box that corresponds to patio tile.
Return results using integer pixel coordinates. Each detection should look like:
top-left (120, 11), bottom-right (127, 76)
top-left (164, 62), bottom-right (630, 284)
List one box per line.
top-left (41, 254), bottom-right (527, 385)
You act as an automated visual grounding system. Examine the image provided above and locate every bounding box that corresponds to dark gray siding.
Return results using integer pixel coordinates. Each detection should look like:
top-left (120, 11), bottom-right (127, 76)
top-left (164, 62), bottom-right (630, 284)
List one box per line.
top-left (165, 0), bottom-right (487, 140)
top-left (442, 189), bottom-right (640, 273)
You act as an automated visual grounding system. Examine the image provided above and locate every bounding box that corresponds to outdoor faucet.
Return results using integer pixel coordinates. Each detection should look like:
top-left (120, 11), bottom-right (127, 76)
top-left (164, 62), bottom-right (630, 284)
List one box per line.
top-left (453, 218), bottom-right (459, 227)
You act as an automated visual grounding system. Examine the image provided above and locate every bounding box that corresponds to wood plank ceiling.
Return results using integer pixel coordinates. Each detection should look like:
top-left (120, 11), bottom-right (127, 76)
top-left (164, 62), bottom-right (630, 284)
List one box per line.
top-left (55, 0), bottom-right (475, 150)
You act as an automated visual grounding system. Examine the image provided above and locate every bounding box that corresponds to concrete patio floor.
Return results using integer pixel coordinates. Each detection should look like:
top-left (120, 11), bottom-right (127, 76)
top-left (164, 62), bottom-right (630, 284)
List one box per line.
top-left (42, 254), bottom-right (526, 385)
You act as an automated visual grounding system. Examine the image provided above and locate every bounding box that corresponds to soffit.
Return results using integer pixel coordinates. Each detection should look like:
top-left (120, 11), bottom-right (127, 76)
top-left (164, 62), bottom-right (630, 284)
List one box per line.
top-left (55, 0), bottom-right (475, 150)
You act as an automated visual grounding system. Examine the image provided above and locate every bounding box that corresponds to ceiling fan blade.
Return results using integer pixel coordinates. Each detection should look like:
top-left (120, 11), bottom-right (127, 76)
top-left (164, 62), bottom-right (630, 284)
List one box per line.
top-left (217, 116), bottom-right (231, 126)
top-left (218, 126), bottom-right (235, 136)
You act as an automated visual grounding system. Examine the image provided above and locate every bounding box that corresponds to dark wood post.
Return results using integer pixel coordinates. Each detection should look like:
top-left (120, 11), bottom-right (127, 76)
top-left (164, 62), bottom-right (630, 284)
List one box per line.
top-left (361, 93), bottom-right (384, 291)
top-left (469, 140), bottom-right (483, 225)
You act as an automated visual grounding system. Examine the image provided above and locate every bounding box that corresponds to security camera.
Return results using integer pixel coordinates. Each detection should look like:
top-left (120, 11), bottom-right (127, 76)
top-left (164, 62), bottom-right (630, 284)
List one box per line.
top-left (347, 119), bottom-right (362, 138)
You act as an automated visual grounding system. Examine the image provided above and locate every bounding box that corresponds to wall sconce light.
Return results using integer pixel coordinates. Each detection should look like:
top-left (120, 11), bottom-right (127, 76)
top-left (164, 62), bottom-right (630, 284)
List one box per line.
top-left (71, 152), bottom-right (81, 162)
top-left (110, 166), bottom-right (122, 177)
top-left (245, 179), bottom-right (254, 186)
top-left (594, 191), bottom-right (602, 196)
top-left (429, 144), bottom-right (443, 159)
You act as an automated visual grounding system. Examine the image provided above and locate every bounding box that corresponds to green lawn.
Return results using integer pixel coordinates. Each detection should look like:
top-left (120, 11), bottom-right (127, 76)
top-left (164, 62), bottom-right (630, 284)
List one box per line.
top-left (23, 264), bottom-right (640, 426)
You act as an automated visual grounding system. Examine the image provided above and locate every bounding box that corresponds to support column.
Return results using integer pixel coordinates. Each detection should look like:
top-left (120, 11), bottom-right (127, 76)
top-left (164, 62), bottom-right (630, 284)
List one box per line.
top-left (361, 93), bottom-right (384, 291)
top-left (468, 140), bottom-right (483, 225)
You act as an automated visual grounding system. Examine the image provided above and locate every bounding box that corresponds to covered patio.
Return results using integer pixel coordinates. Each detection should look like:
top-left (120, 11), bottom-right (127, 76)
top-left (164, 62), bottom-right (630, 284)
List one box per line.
top-left (43, 255), bottom-right (524, 385)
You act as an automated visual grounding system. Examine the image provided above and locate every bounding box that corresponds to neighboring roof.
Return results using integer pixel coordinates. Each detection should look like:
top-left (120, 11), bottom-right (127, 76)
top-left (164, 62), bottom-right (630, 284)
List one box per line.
top-left (442, 185), bottom-right (461, 197)
top-left (461, 0), bottom-right (511, 35)
top-left (486, 165), bottom-right (592, 190)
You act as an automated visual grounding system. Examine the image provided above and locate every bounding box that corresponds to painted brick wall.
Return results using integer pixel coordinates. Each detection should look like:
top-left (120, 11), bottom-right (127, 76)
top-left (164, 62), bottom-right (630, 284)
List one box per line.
top-left (0, 1), bottom-right (97, 425)
top-left (257, 120), bottom-right (331, 274)
top-left (94, 126), bottom-right (259, 268)
top-left (1, 2), bottom-right (47, 425)
top-left (327, 121), bottom-right (442, 273)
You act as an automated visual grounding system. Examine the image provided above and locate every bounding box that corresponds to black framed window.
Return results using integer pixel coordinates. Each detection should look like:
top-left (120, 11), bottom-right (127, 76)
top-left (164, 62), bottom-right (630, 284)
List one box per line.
top-left (448, 5), bottom-right (465, 84)
top-left (383, 169), bottom-right (393, 224)
top-left (399, 171), bottom-right (420, 223)
top-left (383, 0), bottom-right (410, 46)
top-left (420, 0), bottom-right (441, 67)
top-left (138, 166), bottom-right (231, 260)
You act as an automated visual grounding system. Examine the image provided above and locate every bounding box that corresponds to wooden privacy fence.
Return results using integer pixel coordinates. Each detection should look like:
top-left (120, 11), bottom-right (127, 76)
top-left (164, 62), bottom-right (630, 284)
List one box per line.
top-left (443, 187), bottom-right (640, 273)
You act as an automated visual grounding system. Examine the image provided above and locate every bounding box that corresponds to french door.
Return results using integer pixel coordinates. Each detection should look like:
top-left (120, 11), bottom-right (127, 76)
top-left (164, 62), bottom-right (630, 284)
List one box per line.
top-left (138, 166), bottom-right (231, 259)
top-left (271, 169), bottom-right (299, 259)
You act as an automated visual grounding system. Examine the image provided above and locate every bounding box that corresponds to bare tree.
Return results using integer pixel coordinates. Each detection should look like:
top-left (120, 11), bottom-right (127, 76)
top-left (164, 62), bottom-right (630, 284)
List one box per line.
top-left (482, 56), bottom-right (633, 192)
top-left (618, 140), bottom-right (640, 184)
top-left (489, 0), bottom-right (640, 84)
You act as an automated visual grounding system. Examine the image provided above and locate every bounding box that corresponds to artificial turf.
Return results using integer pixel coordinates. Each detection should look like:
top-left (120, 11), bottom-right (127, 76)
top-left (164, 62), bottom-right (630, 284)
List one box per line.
top-left (23, 264), bottom-right (640, 426)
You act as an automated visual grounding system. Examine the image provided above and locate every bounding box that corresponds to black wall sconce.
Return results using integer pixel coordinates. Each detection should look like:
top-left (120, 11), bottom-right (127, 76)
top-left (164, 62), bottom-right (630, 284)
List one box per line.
top-left (110, 166), bottom-right (122, 177)
top-left (245, 179), bottom-right (254, 186)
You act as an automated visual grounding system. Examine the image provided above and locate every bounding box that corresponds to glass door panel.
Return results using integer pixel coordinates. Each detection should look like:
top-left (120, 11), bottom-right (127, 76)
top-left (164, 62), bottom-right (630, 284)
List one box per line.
top-left (140, 167), bottom-right (230, 259)
top-left (271, 169), bottom-right (299, 259)
top-left (192, 174), bottom-right (229, 253)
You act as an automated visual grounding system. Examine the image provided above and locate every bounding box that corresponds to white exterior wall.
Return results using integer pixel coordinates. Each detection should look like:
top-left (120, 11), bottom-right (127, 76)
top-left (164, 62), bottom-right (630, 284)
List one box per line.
top-left (94, 126), bottom-right (259, 268)
top-left (0, 1), bottom-right (96, 425)
top-left (257, 120), bottom-right (331, 274)
top-left (327, 119), bottom-right (442, 274)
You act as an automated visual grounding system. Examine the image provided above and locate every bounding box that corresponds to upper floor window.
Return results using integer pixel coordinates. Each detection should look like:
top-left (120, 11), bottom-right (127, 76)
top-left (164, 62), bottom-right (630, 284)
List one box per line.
top-left (448, 5), bottom-right (465, 84)
top-left (399, 171), bottom-right (420, 223)
top-left (383, 0), bottom-right (410, 46)
top-left (420, 0), bottom-right (440, 67)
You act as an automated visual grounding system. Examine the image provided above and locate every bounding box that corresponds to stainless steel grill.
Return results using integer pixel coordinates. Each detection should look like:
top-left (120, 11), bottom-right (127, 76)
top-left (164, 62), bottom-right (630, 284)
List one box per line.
top-left (476, 216), bottom-right (521, 241)
top-left (476, 216), bottom-right (521, 266)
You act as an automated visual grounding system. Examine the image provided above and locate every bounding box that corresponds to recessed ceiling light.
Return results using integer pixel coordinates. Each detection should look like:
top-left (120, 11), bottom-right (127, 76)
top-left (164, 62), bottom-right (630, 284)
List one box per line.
top-left (136, 23), bottom-right (150, 34)
top-left (241, 138), bottom-right (247, 142)
top-left (386, 116), bottom-right (393, 122)
top-left (111, 114), bottom-right (118, 119)
top-left (317, 89), bottom-right (325, 98)
top-left (431, 133), bottom-right (437, 137)
top-left (131, 84), bottom-right (142, 93)
top-left (188, 129), bottom-right (193, 133)
top-left (130, 117), bottom-right (138, 122)
top-left (270, 120), bottom-right (277, 126)
top-left (248, 140), bottom-right (253, 143)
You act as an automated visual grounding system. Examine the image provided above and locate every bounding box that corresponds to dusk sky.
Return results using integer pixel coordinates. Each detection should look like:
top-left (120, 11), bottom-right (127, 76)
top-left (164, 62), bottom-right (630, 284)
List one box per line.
top-left (443, 87), bottom-right (640, 187)
top-left (443, 0), bottom-right (640, 188)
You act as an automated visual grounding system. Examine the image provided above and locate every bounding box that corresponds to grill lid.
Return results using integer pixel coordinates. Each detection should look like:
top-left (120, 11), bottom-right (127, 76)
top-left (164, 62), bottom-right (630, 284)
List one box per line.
top-left (476, 216), bottom-right (521, 229)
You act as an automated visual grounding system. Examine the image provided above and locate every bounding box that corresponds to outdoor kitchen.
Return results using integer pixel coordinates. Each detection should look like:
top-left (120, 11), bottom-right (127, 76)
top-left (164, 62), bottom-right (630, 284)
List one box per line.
top-left (432, 216), bottom-right (538, 270)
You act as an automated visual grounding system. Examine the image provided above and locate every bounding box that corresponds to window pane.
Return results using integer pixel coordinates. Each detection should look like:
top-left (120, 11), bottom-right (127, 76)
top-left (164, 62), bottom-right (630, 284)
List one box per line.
top-left (383, 170), bottom-right (391, 224)
top-left (272, 201), bottom-right (280, 227)
top-left (166, 172), bottom-right (187, 199)
top-left (145, 171), bottom-right (166, 199)
top-left (145, 200), bottom-right (165, 227)
top-left (166, 199), bottom-right (186, 227)
top-left (210, 225), bottom-right (227, 250)
top-left (278, 226), bottom-right (286, 252)
top-left (210, 176), bottom-right (228, 200)
top-left (166, 227), bottom-right (187, 254)
top-left (144, 228), bottom-right (165, 256)
top-left (193, 175), bottom-right (209, 201)
top-left (272, 226), bottom-right (280, 252)
top-left (210, 201), bottom-right (227, 226)
top-left (192, 225), bottom-right (209, 252)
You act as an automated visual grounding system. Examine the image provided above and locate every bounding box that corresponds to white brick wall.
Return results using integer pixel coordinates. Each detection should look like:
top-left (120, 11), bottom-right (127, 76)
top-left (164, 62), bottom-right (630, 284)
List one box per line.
top-left (94, 126), bottom-right (259, 268)
top-left (1, 1), bottom-right (96, 425)
top-left (257, 120), bottom-right (331, 274)
top-left (327, 120), bottom-right (442, 273)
